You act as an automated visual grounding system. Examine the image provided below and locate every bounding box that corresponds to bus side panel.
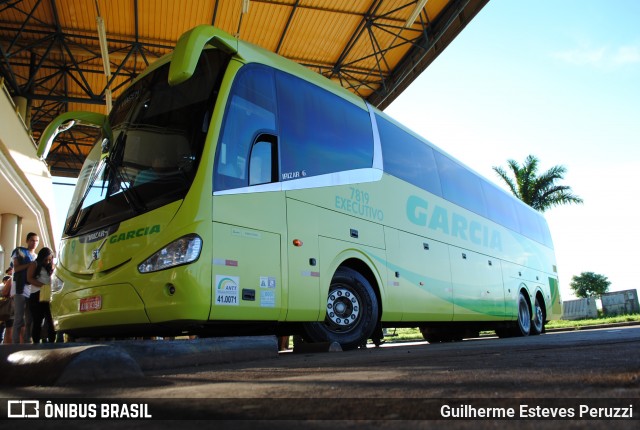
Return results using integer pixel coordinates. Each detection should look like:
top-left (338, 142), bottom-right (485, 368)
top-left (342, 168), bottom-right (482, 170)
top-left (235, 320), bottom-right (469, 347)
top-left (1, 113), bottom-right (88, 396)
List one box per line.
top-left (384, 227), bottom-right (453, 322)
top-left (209, 222), bottom-right (282, 320)
top-left (285, 198), bottom-right (321, 321)
top-left (547, 276), bottom-right (562, 320)
top-left (287, 195), bottom-right (391, 321)
top-left (315, 198), bottom-right (386, 250)
top-left (450, 246), bottom-right (507, 321)
top-left (318, 237), bottom-right (390, 319)
top-left (211, 192), bottom-right (287, 321)
top-left (519, 267), bottom-right (546, 315)
top-left (501, 261), bottom-right (552, 320)
top-left (501, 261), bottom-right (521, 319)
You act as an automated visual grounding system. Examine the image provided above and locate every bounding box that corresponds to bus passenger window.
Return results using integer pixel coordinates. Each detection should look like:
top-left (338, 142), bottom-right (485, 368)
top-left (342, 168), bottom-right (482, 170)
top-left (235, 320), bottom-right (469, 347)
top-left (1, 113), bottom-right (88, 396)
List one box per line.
top-left (276, 71), bottom-right (373, 179)
top-left (250, 140), bottom-right (274, 186)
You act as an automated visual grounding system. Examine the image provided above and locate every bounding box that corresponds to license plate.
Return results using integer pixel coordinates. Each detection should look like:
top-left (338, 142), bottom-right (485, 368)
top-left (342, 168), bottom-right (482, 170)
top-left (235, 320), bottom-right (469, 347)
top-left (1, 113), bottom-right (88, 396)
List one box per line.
top-left (79, 295), bottom-right (102, 312)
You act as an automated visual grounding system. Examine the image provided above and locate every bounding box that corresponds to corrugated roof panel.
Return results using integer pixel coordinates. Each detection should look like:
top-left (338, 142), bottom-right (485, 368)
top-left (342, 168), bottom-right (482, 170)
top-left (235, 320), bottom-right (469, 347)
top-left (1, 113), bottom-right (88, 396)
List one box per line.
top-left (302, 0), bottom-right (371, 15)
top-left (67, 102), bottom-right (105, 115)
top-left (425, 0), bottom-right (450, 23)
top-left (344, 20), bottom-right (415, 71)
top-left (339, 0), bottom-right (450, 89)
top-left (6, 63), bottom-right (28, 90)
top-left (0, 0), bottom-right (50, 27)
top-left (57, 0), bottom-right (99, 33)
top-left (1, 0), bottom-right (490, 176)
top-left (26, 0), bottom-right (55, 27)
top-left (211, 0), bottom-right (243, 37)
top-left (137, 0), bottom-right (214, 46)
top-left (99, 0), bottom-right (136, 39)
top-left (279, 7), bottom-right (361, 66)
top-left (240, 2), bottom-right (291, 53)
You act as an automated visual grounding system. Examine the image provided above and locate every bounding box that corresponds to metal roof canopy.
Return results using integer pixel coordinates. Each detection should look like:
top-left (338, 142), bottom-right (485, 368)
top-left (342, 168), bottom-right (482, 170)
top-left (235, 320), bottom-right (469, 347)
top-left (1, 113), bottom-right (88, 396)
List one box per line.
top-left (0, 0), bottom-right (489, 178)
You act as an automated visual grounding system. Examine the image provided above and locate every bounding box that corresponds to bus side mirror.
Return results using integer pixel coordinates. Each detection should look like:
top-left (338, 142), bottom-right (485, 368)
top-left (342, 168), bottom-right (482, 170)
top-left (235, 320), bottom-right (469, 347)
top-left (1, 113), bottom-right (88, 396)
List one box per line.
top-left (38, 111), bottom-right (111, 160)
top-left (168, 25), bottom-right (238, 86)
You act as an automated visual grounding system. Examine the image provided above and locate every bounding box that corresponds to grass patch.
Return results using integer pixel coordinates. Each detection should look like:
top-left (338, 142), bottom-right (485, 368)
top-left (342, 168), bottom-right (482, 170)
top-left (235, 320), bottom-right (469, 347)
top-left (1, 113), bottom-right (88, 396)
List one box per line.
top-left (546, 313), bottom-right (640, 329)
top-left (379, 313), bottom-right (640, 342)
top-left (382, 328), bottom-right (423, 341)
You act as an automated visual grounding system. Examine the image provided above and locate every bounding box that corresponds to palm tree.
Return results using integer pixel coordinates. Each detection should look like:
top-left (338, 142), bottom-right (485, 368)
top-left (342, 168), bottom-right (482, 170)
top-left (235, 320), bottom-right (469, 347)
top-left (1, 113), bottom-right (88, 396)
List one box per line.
top-left (493, 155), bottom-right (583, 212)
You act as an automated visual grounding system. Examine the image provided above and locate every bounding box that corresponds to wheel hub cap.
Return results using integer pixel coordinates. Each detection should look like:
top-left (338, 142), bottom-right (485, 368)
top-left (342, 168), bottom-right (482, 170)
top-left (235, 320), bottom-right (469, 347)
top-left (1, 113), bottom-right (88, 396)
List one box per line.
top-left (327, 287), bottom-right (359, 326)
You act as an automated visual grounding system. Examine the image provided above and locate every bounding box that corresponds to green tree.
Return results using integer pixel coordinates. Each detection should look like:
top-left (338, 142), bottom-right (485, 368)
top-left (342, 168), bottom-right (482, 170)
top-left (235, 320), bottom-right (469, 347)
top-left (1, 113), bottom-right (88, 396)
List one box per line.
top-left (570, 272), bottom-right (611, 298)
top-left (493, 155), bottom-right (583, 212)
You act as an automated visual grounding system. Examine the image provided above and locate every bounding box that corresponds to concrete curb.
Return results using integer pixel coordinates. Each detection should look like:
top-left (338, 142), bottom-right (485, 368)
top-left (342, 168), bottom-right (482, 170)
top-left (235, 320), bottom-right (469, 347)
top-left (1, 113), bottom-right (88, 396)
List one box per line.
top-left (114, 336), bottom-right (279, 371)
top-left (0, 336), bottom-right (279, 386)
top-left (0, 344), bottom-right (142, 386)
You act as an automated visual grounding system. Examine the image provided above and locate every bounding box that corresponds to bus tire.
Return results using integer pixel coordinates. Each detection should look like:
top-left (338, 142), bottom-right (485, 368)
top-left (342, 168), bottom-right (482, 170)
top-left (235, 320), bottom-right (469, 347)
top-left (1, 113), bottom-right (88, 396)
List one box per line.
top-left (303, 267), bottom-right (379, 350)
top-left (495, 328), bottom-right (513, 338)
top-left (419, 326), bottom-right (442, 343)
top-left (531, 295), bottom-right (545, 335)
top-left (514, 291), bottom-right (531, 336)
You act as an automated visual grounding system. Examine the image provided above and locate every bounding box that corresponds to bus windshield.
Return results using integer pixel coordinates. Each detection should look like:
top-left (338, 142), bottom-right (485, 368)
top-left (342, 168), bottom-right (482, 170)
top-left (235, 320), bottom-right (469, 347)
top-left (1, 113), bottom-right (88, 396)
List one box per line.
top-left (64, 49), bottom-right (230, 237)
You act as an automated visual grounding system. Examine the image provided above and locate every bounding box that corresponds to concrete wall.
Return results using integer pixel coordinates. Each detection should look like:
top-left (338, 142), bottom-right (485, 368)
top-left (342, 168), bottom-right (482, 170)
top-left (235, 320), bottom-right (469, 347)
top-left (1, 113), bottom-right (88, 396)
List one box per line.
top-left (601, 289), bottom-right (640, 316)
top-left (562, 298), bottom-right (598, 320)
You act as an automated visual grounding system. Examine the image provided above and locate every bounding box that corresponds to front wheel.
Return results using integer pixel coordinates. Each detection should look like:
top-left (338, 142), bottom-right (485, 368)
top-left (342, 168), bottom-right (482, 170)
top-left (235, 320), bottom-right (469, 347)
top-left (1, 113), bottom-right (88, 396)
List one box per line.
top-left (303, 267), bottom-right (379, 350)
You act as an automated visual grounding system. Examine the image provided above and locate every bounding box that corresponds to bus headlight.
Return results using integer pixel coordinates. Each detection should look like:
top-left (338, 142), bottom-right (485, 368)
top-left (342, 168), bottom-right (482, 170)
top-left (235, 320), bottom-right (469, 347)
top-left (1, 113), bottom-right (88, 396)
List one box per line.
top-left (138, 234), bottom-right (202, 273)
top-left (51, 274), bottom-right (64, 293)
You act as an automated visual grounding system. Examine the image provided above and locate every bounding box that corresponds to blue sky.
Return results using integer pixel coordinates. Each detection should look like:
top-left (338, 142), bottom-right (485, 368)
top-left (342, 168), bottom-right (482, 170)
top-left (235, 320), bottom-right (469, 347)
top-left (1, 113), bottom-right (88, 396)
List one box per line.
top-left (53, 0), bottom-right (640, 301)
top-left (385, 0), bottom-right (640, 300)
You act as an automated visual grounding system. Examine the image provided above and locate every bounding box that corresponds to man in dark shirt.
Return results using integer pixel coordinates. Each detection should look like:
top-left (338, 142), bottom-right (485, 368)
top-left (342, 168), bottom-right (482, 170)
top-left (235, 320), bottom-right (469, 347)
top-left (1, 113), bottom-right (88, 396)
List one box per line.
top-left (11, 232), bottom-right (39, 343)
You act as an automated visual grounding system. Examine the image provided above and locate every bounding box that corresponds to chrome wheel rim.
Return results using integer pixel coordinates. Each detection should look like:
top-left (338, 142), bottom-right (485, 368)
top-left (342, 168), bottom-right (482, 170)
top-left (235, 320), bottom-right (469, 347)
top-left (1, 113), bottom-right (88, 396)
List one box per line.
top-left (326, 287), bottom-right (360, 329)
top-left (518, 296), bottom-right (531, 334)
top-left (533, 300), bottom-right (544, 333)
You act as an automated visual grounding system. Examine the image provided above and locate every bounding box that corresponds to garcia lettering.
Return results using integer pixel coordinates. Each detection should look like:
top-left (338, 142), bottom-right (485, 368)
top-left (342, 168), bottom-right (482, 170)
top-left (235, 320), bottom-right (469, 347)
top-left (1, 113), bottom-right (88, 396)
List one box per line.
top-left (407, 195), bottom-right (502, 251)
top-left (109, 225), bottom-right (161, 243)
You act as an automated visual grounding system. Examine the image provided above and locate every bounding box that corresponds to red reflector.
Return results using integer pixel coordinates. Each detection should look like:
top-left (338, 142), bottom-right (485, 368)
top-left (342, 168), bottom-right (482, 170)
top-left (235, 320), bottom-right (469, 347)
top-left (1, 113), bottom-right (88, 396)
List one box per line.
top-left (293, 239), bottom-right (303, 247)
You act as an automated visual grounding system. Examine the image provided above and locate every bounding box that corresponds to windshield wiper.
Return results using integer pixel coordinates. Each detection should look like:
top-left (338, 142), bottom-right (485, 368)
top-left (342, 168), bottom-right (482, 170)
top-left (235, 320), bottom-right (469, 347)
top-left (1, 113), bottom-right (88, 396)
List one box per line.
top-left (65, 160), bottom-right (108, 235)
top-left (107, 158), bottom-right (147, 214)
top-left (102, 132), bottom-right (147, 214)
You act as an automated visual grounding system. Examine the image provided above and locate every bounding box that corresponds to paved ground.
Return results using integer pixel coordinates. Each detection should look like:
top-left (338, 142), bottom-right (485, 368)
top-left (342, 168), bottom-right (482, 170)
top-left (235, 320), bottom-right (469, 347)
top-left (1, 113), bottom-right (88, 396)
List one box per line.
top-left (1, 326), bottom-right (638, 429)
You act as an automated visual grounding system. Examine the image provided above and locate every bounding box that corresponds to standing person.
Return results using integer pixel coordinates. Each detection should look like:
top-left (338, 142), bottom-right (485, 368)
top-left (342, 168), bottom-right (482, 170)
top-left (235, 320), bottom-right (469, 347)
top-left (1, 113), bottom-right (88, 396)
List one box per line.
top-left (27, 247), bottom-right (56, 343)
top-left (11, 232), bottom-right (39, 343)
top-left (1, 272), bottom-right (14, 343)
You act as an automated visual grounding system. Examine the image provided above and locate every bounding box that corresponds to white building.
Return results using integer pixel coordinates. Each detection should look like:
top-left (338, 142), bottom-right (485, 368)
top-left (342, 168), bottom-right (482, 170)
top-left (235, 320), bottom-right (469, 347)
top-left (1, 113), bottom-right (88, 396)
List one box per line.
top-left (0, 78), bottom-right (57, 271)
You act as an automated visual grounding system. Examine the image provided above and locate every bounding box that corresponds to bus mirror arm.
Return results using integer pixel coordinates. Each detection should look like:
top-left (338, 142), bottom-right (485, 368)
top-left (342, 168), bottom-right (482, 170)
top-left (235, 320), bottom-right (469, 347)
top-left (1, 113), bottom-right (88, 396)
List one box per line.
top-left (169, 25), bottom-right (239, 86)
top-left (38, 111), bottom-right (112, 160)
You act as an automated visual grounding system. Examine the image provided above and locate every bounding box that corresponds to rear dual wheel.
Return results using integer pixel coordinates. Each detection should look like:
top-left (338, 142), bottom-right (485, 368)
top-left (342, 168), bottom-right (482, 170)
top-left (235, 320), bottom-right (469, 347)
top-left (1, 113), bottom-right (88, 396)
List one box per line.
top-left (515, 291), bottom-right (531, 336)
top-left (531, 295), bottom-right (545, 335)
top-left (496, 292), bottom-right (545, 338)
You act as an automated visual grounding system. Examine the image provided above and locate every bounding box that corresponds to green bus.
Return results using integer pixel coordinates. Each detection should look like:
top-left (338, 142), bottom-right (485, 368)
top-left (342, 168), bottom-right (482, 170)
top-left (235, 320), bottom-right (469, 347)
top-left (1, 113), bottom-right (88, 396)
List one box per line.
top-left (40, 25), bottom-right (561, 349)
